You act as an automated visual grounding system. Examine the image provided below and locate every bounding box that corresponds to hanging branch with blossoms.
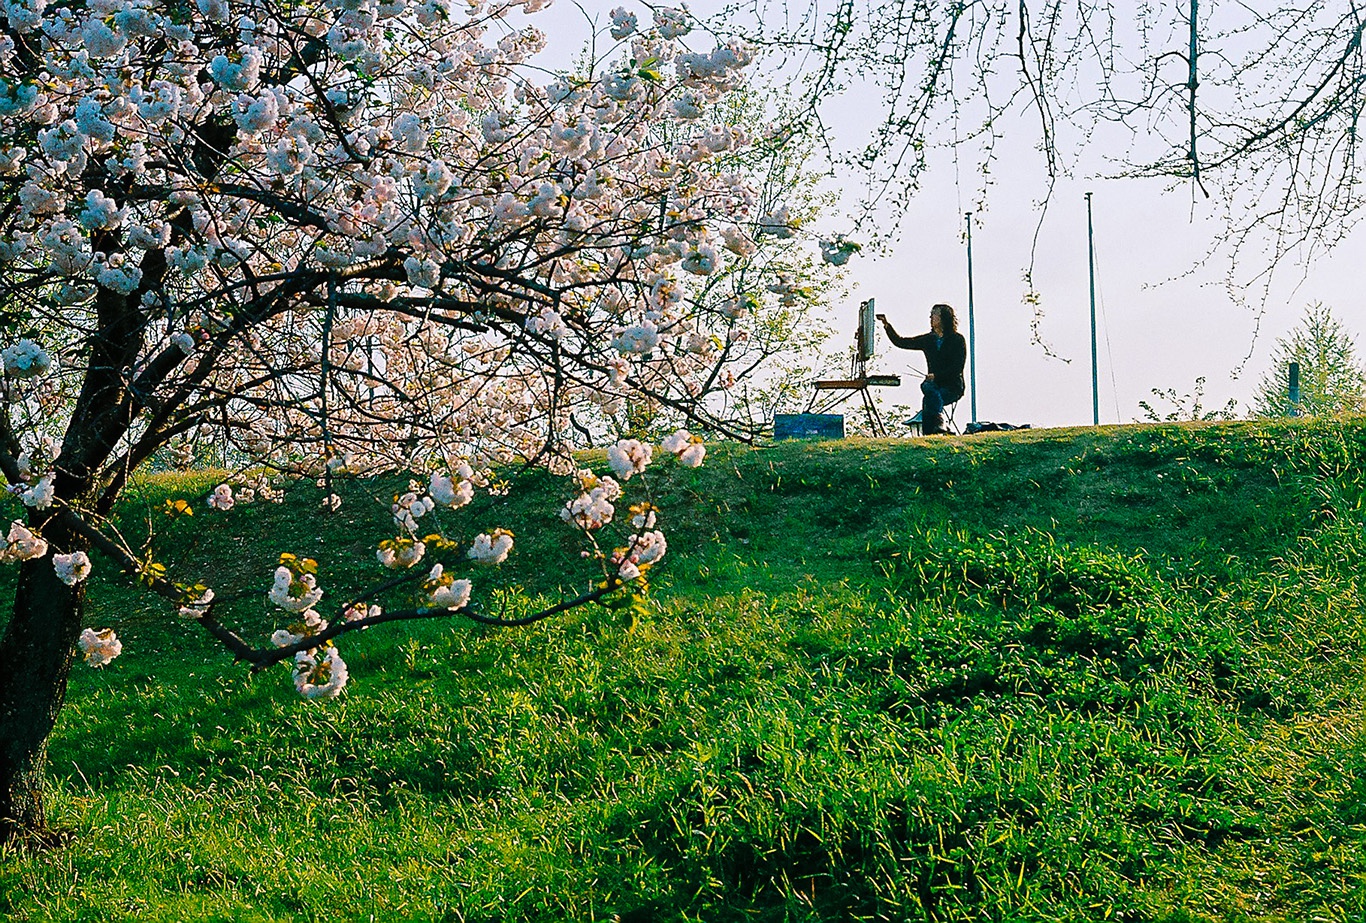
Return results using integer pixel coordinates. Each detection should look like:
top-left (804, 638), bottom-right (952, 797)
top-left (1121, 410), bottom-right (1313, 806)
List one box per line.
top-left (0, 0), bottom-right (846, 843)
top-left (58, 426), bottom-right (706, 700)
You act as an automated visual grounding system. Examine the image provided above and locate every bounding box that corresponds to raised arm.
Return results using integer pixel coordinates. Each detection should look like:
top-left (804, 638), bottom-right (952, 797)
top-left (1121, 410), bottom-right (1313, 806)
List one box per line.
top-left (877, 314), bottom-right (932, 352)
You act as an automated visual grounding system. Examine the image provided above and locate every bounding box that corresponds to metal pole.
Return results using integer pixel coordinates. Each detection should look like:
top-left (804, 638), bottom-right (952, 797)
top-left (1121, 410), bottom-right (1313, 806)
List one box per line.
top-left (965, 211), bottom-right (977, 423)
top-left (1086, 192), bottom-right (1099, 426)
top-left (1289, 361), bottom-right (1301, 416)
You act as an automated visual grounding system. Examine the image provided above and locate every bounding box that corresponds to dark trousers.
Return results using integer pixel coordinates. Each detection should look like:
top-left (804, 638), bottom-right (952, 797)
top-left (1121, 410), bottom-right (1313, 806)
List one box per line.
top-left (921, 380), bottom-right (961, 432)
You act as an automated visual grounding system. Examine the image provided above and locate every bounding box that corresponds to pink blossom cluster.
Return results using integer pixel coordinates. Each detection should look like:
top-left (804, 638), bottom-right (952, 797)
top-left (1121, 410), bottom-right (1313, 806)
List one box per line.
top-left (269, 565), bottom-right (323, 613)
top-left (12, 476), bottom-right (53, 510)
top-left (79, 627), bottom-right (121, 667)
top-left (53, 551), bottom-right (92, 586)
top-left (8, 435), bottom-right (59, 511)
top-left (467, 529), bottom-right (514, 565)
top-left (207, 484), bottom-right (235, 510)
top-left (424, 564), bottom-right (472, 610)
top-left (264, 557), bottom-right (353, 698)
top-left (294, 647), bottom-right (348, 700)
top-left (271, 606), bottom-right (326, 649)
top-left (1, 340), bottom-right (51, 379)
top-left (562, 470), bottom-right (623, 531)
top-left (428, 467), bottom-right (475, 509)
top-left (613, 528), bottom-right (668, 580)
top-left (661, 429), bottom-right (706, 467)
top-left (178, 588), bottom-right (215, 620)
top-left (377, 537), bottom-right (427, 570)
top-left (0, 521), bottom-right (47, 563)
top-left (607, 439), bottom-right (653, 480)
top-left (392, 492), bottom-right (436, 533)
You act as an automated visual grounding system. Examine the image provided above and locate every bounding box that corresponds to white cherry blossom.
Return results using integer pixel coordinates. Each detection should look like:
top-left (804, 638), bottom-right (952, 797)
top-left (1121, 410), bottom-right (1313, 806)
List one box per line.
top-left (428, 471), bottom-right (474, 508)
top-left (377, 538), bottom-right (426, 569)
top-left (207, 484), bottom-right (234, 510)
top-left (662, 429), bottom-right (706, 467)
top-left (269, 566), bottom-right (323, 613)
top-left (1, 521), bottom-right (47, 563)
top-left (628, 530), bottom-right (667, 565)
top-left (467, 529), bottom-right (514, 565)
top-left (293, 647), bottom-right (348, 699)
top-left (425, 564), bottom-right (472, 610)
top-left (2, 339), bottom-right (51, 379)
top-left (15, 475), bottom-right (54, 510)
top-left (78, 628), bottom-right (121, 667)
top-left (178, 588), bottom-right (215, 619)
top-left (609, 7), bottom-right (637, 38)
top-left (607, 439), bottom-right (652, 480)
top-left (53, 551), bottom-right (92, 586)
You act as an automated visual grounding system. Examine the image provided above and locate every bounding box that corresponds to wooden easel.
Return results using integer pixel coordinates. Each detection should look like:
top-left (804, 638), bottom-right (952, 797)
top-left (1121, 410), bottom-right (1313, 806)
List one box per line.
top-left (807, 299), bottom-right (901, 436)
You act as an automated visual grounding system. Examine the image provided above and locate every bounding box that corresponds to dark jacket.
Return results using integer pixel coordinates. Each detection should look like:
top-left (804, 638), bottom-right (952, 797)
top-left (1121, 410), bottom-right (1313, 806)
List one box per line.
top-left (886, 329), bottom-right (967, 399)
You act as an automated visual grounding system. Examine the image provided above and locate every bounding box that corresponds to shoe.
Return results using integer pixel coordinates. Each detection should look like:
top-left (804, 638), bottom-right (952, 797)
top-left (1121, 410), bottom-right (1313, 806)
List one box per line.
top-left (922, 414), bottom-right (944, 435)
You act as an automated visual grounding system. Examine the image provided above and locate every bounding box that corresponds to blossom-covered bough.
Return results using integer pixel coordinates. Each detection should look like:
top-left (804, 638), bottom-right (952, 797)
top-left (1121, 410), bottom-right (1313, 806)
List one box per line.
top-left (0, 0), bottom-right (832, 845)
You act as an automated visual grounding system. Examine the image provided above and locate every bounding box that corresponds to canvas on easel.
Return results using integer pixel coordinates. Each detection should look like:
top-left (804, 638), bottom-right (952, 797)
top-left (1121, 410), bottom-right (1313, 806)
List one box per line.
top-left (806, 298), bottom-right (902, 436)
top-left (858, 296), bottom-right (876, 364)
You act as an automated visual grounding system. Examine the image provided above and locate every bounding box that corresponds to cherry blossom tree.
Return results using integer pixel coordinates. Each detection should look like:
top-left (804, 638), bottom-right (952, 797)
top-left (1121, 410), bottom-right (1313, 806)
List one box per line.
top-left (0, 0), bottom-right (840, 845)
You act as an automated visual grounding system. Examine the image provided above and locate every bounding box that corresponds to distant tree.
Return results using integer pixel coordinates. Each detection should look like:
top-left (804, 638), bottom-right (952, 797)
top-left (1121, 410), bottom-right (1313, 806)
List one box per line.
top-left (1252, 304), bottom-right (1365, 418)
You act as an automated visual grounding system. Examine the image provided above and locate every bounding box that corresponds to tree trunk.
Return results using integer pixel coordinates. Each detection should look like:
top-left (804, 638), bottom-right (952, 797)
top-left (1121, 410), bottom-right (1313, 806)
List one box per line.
top-left (0, 526), bottom-right (86, 848)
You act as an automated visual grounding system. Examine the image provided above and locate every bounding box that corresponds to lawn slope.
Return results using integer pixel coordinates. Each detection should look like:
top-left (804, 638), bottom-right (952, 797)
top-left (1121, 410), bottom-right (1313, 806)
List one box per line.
top-left (3, 419), bottom-right (1366, 922)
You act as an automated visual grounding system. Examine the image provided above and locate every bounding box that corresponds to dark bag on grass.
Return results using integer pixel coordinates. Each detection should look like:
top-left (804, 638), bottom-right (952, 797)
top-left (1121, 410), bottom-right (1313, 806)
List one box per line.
top-left (965, 421), bottom-right (1031, 435)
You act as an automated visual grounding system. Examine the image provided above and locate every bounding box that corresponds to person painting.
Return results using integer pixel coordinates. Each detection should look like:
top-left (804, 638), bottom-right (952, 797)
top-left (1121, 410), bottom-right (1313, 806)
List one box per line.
top-left (878, 304), bottom-right (967, 435)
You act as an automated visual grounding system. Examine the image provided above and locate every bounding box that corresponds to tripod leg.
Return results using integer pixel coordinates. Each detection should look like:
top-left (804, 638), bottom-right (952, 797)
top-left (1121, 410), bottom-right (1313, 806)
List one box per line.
top-left (861, 387), bottom-right (885, 437)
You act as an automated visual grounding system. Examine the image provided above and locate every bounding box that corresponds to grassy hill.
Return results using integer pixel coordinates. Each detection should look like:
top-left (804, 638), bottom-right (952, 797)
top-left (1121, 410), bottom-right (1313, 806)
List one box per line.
top-left (3, 419), bottom-right (1366, 921)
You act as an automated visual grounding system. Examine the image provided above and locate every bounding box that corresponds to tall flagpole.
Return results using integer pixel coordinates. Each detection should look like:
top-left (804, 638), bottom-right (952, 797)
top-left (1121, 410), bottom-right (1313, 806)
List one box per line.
top-left (965, 211), bottom-right (977, 423)
top-left (1086, 192), bottom-right (1099, 426)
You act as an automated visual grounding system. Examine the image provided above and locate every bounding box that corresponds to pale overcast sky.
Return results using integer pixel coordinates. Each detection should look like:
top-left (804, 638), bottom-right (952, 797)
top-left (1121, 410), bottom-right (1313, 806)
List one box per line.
top-left (852, 151), bottom-right (1365, 428)
top-left (518, 2), bottom-right (1364, 428)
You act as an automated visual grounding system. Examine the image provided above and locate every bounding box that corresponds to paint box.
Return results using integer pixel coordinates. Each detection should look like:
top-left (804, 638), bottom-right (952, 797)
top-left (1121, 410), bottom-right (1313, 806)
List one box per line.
top-left (773, 414), bottom-right (845, 441)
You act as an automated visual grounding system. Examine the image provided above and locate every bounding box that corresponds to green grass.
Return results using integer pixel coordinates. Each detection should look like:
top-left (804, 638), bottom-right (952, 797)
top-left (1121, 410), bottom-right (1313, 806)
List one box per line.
top-left (3, 419), bottom-right (1366, 921)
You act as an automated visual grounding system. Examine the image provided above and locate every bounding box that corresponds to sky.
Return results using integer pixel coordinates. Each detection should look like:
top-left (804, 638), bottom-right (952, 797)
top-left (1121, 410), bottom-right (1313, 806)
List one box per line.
top-left (516, 1), bottom-right (1364, 429)
top-left (851, 156), bottom-right (1365, 429)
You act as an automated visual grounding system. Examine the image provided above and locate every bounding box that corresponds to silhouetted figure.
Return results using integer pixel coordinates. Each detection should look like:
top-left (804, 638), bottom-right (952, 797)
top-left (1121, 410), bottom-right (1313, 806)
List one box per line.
top-left (878, 304), bottom-right (967, 435)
